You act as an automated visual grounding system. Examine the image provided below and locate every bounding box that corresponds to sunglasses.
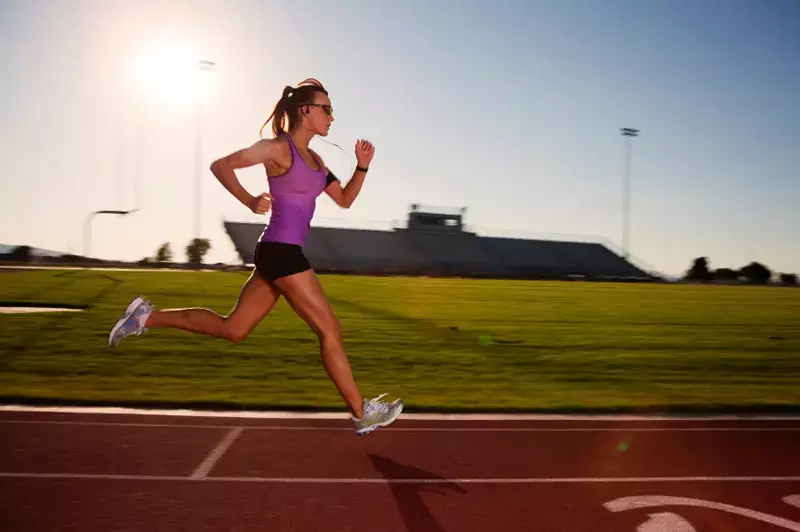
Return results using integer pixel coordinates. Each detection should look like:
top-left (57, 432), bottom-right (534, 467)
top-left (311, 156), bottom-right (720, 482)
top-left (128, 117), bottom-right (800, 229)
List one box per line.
top-left (302, 103), bottom-right (333, 116)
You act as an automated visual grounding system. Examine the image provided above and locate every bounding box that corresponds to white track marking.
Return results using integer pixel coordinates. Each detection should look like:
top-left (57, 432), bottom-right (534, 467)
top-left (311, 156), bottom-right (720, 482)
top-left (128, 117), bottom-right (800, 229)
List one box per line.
top-left (190, 427), bottom-right (243, 479)
top-left (2, 419), bottom-right (800, 432)
top-left (605, 495), bottom-right (800, 531)
top-left (785, 495), bottom-right (800, 509)
top-left (2, 472), bottom-right (800, 484)
top-left (206, 475), bottom-right (800, 484)
top-left (0, 473), bottom-right (188, 481)
top-left (637, 512), bottom-right (697, 532)
top-left (2, 405), bottom-right (800, 421)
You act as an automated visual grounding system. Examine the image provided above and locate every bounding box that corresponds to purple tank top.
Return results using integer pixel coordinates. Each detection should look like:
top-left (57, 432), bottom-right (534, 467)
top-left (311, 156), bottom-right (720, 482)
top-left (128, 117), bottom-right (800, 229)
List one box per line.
top-left (260, 133), bottom-right (329, 247)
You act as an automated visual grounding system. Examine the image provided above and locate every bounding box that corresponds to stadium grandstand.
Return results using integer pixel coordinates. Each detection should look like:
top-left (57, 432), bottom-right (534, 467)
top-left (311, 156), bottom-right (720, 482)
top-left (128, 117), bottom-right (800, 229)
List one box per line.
top-left (223, 204), bottom-right (656, 281)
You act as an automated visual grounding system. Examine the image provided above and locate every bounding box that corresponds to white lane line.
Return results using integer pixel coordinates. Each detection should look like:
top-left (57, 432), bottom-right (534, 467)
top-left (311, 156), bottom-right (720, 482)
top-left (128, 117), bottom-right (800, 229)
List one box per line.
top-left (3, 405), bottom-right (800, 421)
top-left (0, 473), bottom-right (188, 481)
top-left (206, 475), bottom-right (800, 484)
top-left (1, 420), bottom-right (799, 432)
top-left (190, 427), bottom-right (243, 479)
top-left (2, 472), bottom-right (800, 484)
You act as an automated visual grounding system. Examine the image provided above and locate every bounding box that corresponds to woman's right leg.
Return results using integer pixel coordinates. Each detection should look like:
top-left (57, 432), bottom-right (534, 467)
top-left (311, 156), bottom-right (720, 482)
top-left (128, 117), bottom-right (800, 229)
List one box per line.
top-left (109, 271), bottom-right (280, 346)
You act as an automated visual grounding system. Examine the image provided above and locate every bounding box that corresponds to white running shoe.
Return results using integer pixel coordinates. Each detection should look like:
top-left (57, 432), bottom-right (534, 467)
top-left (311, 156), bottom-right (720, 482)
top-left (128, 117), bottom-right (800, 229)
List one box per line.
top-left (108, 296), bottom-right (154, 347)
top-left (352, 393), bottom-right (404, 436)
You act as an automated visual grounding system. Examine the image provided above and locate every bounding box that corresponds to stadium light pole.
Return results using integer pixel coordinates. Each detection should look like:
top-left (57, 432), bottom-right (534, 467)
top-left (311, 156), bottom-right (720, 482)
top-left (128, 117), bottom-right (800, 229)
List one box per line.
top-left (194, 59), bottom-right (216, 240)
top-left (134, 91), bottom-right (144, 212)
top-left (620, 127), bottom-right (640, 260)
top-left (83, 210), bottom-right (137, 260)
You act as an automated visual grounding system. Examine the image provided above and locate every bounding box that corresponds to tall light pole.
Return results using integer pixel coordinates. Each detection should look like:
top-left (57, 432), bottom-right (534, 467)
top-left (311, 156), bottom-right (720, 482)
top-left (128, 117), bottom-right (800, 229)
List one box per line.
top-left (194, 59), bottom-right (216, 240)
top-left (620, 127), bottom-right (640, 260)
top-left (134, 90), bottom-right (144, 212)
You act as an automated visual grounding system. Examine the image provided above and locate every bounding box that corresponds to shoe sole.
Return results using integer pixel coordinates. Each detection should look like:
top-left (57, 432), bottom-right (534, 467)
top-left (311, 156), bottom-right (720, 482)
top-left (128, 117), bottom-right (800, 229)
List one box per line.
top-left (355, 401), bottom-right (404, 436)
top-left (108, 296), bottom-right (146, 347)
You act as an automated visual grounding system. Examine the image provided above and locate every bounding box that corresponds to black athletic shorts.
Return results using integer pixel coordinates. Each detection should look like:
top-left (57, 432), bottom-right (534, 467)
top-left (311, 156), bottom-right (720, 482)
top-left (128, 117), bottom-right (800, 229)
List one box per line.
top-left (253, 241), bottom-right (311, 282)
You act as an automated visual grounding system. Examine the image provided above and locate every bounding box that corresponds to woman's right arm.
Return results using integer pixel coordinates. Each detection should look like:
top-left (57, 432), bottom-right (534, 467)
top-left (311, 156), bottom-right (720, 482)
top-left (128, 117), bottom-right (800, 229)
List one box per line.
top-left (209, 139), bottom-right (279, 211)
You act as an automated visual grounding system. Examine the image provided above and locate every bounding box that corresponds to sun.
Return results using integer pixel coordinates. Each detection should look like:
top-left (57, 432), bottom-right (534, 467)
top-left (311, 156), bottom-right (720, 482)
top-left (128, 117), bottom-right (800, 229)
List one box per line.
top-left (134, 40), bottom-right (213, 106)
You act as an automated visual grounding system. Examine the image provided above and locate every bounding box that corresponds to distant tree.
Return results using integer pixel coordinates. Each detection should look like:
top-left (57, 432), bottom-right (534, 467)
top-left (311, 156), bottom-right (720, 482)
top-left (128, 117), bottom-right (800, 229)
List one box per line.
top-left (779, 273), bottom-right (798, 286)
top-left (9, 245), bottom-right (32, 262)
top-left (712, 268), bottom-right (740, 282)
top-left (186, 238), bottom-right (211, 265)
top-left (684, 257), bottom-right (711, 282)
top-left (740, 262), bottom-right (772, 285)
top-left (156, 242), bottom-right (173, 263)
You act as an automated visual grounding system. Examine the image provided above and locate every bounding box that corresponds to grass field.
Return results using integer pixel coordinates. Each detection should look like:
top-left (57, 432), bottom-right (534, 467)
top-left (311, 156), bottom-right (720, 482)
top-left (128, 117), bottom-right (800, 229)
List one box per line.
top-left (1, 267), bottom-right (799, 413)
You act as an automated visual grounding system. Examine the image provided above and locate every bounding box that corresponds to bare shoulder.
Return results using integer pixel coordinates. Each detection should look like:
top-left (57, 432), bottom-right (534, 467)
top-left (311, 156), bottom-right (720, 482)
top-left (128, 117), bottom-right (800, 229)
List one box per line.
top-left (211, 137), bottom-right (285, 170)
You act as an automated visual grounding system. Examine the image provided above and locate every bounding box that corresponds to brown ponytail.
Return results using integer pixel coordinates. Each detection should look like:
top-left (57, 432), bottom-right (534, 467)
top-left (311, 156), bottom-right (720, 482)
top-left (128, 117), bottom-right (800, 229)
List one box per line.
top-left (260, 78), bottom-right (328, 138)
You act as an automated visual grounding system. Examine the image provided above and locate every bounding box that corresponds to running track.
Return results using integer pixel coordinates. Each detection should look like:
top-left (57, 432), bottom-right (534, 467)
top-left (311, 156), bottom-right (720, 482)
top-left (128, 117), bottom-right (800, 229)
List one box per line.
top-left (2, 408), bottom-right (800, 531)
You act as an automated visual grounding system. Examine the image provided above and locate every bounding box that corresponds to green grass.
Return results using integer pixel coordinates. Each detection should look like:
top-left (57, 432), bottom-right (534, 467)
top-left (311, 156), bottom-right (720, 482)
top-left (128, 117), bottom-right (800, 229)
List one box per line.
top-left (1, 267), bottom-right (799, 413)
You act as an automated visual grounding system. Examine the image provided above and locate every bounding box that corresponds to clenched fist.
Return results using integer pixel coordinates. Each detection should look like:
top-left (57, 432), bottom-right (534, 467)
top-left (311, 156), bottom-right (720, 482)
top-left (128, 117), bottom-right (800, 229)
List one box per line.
top-left (249, 192), bottom-right (272, 214)
top-left (355, 139), bottom-right (375, 168)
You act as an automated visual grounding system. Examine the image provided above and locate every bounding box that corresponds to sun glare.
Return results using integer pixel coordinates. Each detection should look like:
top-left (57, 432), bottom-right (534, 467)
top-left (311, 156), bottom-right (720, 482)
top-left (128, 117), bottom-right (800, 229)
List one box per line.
top-left (134, 40), bottom-right (213, 106)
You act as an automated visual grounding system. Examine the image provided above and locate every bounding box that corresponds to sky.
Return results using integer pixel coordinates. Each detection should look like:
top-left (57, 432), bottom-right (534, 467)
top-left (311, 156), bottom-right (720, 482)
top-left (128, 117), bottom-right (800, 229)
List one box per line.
top-left (1, 0), bottom-right (798, 277)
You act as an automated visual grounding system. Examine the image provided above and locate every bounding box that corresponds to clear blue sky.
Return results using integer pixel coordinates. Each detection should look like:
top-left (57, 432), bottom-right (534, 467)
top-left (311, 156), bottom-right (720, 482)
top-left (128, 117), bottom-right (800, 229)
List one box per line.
top-left (1, 0), bottom-right (798, 276)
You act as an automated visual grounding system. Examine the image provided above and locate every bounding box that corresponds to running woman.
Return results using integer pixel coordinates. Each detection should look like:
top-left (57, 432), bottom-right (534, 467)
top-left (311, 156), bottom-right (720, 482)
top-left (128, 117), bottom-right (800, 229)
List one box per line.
top-left (108, 78), bottom-right (402, 436)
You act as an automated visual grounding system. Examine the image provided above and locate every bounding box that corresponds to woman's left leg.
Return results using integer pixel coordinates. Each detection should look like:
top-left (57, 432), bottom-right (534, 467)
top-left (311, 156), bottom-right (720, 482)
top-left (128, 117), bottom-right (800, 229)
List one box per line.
top-left (272, 269), bottom-right (362, 416)
top-left (273, 268), bottom-right (402, 434)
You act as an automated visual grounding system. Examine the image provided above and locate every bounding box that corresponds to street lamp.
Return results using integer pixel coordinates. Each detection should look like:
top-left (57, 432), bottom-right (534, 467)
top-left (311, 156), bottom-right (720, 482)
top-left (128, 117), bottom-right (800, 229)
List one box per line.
top-left (83, 209), bottom-right (137, 259)
top-left (620, 127), bottom-right (640, 260)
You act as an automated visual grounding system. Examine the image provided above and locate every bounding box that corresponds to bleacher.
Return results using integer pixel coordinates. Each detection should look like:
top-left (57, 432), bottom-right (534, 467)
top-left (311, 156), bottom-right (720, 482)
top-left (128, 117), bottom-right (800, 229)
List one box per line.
top-left (305, 227), bottom-right (427, 272)
top-left (223, 205), bottom-right (655, 281)
top-left (223, 221), bottom-right (262, 264)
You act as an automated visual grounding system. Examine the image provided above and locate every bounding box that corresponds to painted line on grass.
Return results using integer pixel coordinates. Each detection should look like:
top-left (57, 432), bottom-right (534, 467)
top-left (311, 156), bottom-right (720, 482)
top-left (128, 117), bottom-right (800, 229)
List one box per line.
top-left (2, 472), bottom-right (800, 484)
top-left (3, 405), bottom-right (800, 421)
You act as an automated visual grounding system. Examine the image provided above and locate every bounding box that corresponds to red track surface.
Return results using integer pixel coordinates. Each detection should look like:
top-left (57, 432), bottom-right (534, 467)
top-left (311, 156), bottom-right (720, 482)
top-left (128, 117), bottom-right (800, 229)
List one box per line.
top-left (2, 410), bottom-right (800, 531)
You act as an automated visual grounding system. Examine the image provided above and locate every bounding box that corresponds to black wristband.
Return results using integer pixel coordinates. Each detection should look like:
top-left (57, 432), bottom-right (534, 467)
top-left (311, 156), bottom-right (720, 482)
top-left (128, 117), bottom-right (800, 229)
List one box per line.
top-left (356, 165), bottom-right (369, 173)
